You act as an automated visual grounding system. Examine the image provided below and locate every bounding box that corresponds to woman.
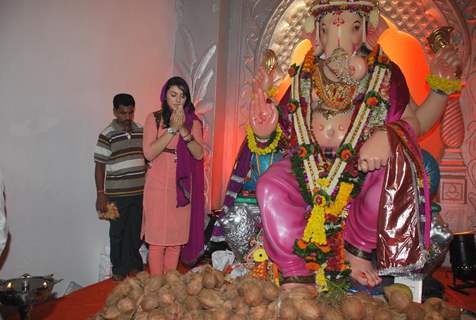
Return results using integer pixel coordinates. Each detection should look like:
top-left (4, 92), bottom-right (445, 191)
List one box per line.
top-left (142, 76), bottom-right (205, 275)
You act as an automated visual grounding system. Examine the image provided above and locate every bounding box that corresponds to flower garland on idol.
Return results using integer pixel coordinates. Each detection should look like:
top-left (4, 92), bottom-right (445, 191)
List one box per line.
top-left (246, 125), bottom-right (283, 155)
top-left (290, 46), bottom-right (391, 292)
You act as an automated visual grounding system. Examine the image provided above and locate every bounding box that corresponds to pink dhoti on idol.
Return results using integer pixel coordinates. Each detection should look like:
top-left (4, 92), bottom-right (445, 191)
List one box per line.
top-left (256, 57), bottom-right (431, 279)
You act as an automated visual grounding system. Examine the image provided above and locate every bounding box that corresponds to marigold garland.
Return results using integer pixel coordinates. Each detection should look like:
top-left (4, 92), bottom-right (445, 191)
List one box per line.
top-left (303, 203), bottom-right (327, 245)
top-left (316, 266), bottom-right (328, 292)
top-left (327, 182), bottom-right (353, 216)
top-left (246, 125), bottom-right (283, 155)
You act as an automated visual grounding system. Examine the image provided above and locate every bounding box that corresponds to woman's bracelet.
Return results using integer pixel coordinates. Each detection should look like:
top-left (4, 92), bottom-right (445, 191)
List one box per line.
top-left (97, 190), bottom-right (104, 194)
top-left (186, 136), bottom-right (195, 144)
top-left (426, 74), bottom-right (462, 96)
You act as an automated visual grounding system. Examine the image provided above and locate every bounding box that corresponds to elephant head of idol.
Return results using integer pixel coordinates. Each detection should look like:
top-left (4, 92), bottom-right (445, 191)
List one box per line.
top-left (308, 0), bottom-right (380, 83)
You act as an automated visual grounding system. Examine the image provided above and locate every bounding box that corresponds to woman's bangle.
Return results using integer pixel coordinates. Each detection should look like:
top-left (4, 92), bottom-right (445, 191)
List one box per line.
top-left (97, 190), bottom-right (104, 194)
top-left (182, 134), bottom-right (192, 141)
top-left (426, 74), bottom-right (462, 95)
top-left (186, 136), bottom-right (195, 144)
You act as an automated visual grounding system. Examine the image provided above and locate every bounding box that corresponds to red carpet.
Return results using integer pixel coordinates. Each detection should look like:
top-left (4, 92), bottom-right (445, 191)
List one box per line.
top-left (1, 266), bottom-right (474, 319)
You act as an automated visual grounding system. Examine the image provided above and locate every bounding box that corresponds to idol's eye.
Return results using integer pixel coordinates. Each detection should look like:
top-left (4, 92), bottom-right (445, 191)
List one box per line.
top-left (353, 22), bottom-right (361, 32)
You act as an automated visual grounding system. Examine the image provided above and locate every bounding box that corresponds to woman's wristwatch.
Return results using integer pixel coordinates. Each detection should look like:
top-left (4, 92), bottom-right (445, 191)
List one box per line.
top-left (167, 127), bottom-right (178, 135)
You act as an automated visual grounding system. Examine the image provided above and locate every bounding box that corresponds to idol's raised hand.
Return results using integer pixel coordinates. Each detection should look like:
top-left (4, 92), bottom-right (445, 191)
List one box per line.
top-left (249, 67), bottom-right (278, 139)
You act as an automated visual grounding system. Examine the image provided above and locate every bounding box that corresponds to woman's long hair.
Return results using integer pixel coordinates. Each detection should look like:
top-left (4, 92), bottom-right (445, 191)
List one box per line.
top-left (160, 76), bottom-right (195, 128)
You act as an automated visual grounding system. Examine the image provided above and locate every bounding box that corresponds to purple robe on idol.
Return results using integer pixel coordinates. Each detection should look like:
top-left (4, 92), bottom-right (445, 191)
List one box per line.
top-left (256, 61), bottom-right (431, 278)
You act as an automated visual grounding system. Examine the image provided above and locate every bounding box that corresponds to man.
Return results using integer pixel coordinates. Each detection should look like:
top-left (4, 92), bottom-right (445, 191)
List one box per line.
top-left (94, 93), bottom-right (146, 281)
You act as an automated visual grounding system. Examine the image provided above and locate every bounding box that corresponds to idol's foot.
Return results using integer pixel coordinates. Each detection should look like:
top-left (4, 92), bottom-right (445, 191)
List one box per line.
top-left (345, 250), bottom-right (381, 287)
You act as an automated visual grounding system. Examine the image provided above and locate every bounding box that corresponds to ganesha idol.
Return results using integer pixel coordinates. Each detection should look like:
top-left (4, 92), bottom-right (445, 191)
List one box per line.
top-left (218, 0), bottom-right (462, 291)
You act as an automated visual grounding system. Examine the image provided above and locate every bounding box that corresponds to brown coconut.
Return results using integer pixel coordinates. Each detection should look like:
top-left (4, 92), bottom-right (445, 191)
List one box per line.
top-left (341, 295), bottom-right (365, 320)
top-left (373, 308), bottom-right (393, 320)
top-left (210, 309), bottom-right (232, 320)
top-left (211, 269), bottom-right (225, 287)
top-left (202, 271), bottom-right (217, 289)
top-left (147, 309), bottom-right (168, 320)
top-left (262, 281), bottom-right (280, 301)
top-left (243, 283), bottom-right (264, 306)
top-left (297, 299), bottom-right (321, 320)
top-left (423, 297), bottom-right (444, 314)
top-left (164, 270), bottom-right (182, 286)
top-left (157, 288), bottom-right (175, 307)
top-left (145, 276), bottom-right (164, 293)
top-left (249, 304), bottom-right (268, 320)
top-left (184, 295), bottom-right (202, 310)
top-left (186, 274), bottom-right (203, 295)
top-left (141, 294), bottom-right (160, 311)
top-left (134, 311), bottom-right (148, 320)
top-left (198, 288), bottom-right (224, 309)
top-left (405, 302), bottom-right (425, 320)
top-left (169, 281), bottom-right (187, 303)
top-left (278, 298), bottom-right (299, 320)
top-left (220, 283), bottom-right (239, 300)
top-left (424, 310), bottom-right (445, 320)
top-left (182, 310), bottom-right (205, 320)
top-left (135, 271), bottom-right (150, 283)
top-left (117, 297), bottom-right (135, 313)
top-left (440, 302), bottom-right (461, 320)
top-left (102, 305), bottom-right (121, 319)
top-left (125, 277), bottom-right (143, 291)
top-left (322, 306), bottom-right (345, 320)
top-left (388, 290), bottom-right (411, 312)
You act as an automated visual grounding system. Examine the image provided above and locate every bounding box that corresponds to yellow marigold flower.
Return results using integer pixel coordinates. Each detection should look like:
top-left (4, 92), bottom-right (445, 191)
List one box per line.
top-left (316, 267), bottom-right (328, 292)
top-left (317, 178), bottom-right (330, 187)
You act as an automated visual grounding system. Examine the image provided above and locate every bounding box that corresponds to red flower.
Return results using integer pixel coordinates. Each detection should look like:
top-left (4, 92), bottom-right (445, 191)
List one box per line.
top-left (288, 102), bottom-right (298, 113)
top-left (366, 96), bottom-right (378, 107)
top-left (314, 194), bottom-right (324, 205)
top-left (340, 149), bottom-right (353, 161)
top-left (305, 262), bottom-right (321, 271)
top-left (297, 239), bottom-right (307, 250)
top-left (346, 162), bottom-right (359, 177)
top-left (299, 146), bottom-right (308, 158)
top-left (288, 66), bottom-right (297, 77)
top-left (325, 214), bottom-right (338, 223)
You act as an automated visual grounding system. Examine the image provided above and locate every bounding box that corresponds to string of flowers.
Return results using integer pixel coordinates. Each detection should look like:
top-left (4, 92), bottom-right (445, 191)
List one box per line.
top-left (290, 45), bottom-right (391, 293)
top-left (246, 125), bottom-right (283, 155)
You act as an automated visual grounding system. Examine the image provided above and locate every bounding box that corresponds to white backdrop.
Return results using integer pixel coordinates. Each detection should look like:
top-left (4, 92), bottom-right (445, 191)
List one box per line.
top-left (0, 0), bottom-right (177, 294)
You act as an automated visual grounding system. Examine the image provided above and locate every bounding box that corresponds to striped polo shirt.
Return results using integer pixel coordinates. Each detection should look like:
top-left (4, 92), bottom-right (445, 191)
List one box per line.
top-left (94, 120), bottom-right (146, 197)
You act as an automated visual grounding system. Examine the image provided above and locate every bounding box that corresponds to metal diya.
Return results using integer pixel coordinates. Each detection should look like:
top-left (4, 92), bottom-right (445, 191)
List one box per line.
top-left (0, 273), bottom-right (61, 320)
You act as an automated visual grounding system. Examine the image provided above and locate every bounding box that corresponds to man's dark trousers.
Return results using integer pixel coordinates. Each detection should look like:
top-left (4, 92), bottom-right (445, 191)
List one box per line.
top-left (109, 194), bottom-right (144, 277)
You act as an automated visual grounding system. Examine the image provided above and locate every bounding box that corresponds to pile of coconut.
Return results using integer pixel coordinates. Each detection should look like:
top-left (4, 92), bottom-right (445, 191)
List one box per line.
top-left (93, 265), bottom-right (461, 320)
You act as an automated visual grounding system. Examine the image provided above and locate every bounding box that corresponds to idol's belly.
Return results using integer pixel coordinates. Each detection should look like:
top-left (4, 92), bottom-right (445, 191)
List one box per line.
top-left (311, 110), bottom-right (353, 148)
